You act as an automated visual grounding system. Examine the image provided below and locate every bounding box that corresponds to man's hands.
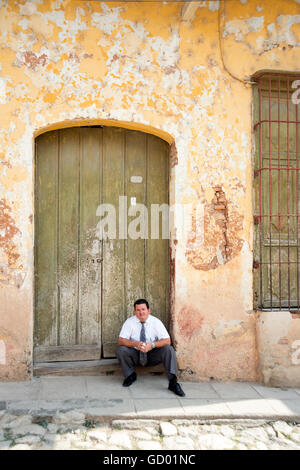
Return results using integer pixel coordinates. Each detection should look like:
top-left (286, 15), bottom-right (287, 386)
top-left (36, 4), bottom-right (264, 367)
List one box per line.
top-left (118, 337), bottom-right (152, 350)
top-left (118, 337), bottom-right (170, 349)
top-left (137, 341), bottom-right (153, 353)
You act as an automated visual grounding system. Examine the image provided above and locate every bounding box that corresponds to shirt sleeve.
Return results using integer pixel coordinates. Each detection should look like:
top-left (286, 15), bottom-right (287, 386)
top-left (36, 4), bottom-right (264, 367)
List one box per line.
top-left (154, 318), bottom-right (170, 339)
top-left (119, 319), bottom-right (132, 339)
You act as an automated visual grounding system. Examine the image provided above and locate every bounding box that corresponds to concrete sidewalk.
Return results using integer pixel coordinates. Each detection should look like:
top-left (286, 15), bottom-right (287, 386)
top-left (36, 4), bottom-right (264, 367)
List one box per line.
top-left (0, 376), bottom-right (300, 421)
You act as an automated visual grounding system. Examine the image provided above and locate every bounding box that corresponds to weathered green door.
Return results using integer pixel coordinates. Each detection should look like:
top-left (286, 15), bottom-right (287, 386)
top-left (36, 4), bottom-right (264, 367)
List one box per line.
top-left (34, 127), bottom-right (169, 361)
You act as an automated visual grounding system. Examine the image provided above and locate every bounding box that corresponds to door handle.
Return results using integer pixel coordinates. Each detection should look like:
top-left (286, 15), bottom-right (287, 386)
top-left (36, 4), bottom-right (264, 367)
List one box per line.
top-left (91, 258), bottom-right (103, 263)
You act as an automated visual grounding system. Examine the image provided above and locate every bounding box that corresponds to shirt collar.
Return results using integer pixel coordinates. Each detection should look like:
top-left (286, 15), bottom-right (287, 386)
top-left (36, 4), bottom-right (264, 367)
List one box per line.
top-left (135, 314), bottom-right (152, 324)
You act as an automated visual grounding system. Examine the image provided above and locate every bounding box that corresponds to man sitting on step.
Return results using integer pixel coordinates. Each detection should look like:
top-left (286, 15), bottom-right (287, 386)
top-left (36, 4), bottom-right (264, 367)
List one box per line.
top-left (116, 299), bottom-right (185, 397)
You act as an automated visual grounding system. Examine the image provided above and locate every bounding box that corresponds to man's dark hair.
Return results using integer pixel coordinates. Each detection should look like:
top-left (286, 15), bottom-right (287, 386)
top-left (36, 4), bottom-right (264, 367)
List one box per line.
top-left (134, 299), bottom-right (149, 309)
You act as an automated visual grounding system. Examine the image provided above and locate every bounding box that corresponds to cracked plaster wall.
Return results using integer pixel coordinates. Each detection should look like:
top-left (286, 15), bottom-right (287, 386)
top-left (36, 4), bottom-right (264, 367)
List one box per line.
top-left (0, 0), bottom-right (300, 382)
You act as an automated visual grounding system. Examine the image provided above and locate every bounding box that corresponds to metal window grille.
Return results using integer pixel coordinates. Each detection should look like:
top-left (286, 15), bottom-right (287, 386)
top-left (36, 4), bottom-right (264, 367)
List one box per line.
top-left (253, 72), bottom-right (300, 311)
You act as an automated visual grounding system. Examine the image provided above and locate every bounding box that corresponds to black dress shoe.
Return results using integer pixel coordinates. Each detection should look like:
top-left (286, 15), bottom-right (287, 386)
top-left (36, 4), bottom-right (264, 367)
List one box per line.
top-left (168, 381), bottom-right (185, 397)
top-left (122, 372), bottom-right (137, 387)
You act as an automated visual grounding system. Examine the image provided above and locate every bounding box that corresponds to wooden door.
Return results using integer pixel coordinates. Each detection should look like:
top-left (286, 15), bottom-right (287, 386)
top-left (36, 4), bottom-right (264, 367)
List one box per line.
top-left (34, 127), bottom-right (169, 361)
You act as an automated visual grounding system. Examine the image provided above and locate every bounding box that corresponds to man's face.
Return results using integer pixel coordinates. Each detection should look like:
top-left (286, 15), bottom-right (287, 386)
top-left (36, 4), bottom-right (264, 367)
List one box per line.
top-left (134, 303), bottom-right (150, 323)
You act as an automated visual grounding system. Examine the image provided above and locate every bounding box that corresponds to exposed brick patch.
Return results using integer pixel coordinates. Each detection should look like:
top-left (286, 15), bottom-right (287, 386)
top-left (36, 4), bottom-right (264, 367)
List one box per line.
top-left (20, 52), bottom-right (48, 71)
top-left (186, 186), bottom-right (243, 270)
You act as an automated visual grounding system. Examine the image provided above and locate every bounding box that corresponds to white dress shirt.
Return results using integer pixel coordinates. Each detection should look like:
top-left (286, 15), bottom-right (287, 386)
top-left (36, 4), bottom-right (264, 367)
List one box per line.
top-left (119, 314), bottom-right (170, 343)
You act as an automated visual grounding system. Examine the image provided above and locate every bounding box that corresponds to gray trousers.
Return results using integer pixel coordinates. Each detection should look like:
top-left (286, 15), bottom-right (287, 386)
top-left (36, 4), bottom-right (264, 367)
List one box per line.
top-left (116, 345), bottom-right (178, 381)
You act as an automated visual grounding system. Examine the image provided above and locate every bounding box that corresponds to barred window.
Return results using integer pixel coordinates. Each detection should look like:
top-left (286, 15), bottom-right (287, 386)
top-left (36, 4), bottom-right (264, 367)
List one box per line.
top-left (253, 72), bottom-right (300, 310)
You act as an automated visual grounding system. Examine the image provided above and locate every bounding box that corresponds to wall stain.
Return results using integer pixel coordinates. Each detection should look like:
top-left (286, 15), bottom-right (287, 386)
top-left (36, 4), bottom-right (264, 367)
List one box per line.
top-left (0, 154), bottom-right (12, 168)
top-left (0, 198), bottom-right (24, 288)
top-left (178, 305), bottom-right (204, 340)
top-left (68, 52), bottom-right (80, 63)
top-left (0, 198), bottom-right (21, 268)
top-left (169, 142), bottom-right (178, 168)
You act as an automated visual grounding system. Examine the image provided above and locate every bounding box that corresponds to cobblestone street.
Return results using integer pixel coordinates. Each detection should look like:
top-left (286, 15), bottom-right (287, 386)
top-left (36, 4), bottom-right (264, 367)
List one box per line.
top-left (1, 411), bottom-right (300, 450)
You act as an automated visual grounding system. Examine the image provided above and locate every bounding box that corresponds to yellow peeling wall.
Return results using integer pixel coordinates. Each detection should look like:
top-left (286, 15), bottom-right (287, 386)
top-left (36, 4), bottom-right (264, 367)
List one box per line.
top-left (0, 0), bottom-right (300, 384)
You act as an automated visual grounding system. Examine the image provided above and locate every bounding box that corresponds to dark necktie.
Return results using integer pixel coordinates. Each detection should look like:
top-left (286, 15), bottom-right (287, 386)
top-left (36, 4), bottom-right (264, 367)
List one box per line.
top-left (139, 322), bottom-right (147, 366)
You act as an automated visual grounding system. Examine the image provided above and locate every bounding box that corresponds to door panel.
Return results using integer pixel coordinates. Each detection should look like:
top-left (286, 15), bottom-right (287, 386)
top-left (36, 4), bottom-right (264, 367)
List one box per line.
top-left (102, 128), bottom-right (126, 357)
top-left (146, 135), bottom-right (169, 327)
top-left (79, 129), bottom-right (102, 345)
top-left (59, 128), bottom-right (80, 345)
top-left (35, 127), bottom-right (169, 361)
top-left (125, 131), bottom-right (147, 312)
top-left (35, 131), bottom-right (59, 347)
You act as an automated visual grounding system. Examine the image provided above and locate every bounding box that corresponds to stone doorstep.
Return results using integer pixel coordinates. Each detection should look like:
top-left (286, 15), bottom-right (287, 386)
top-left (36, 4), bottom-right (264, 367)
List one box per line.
top-left (33, 359), bottom-right (164, 377)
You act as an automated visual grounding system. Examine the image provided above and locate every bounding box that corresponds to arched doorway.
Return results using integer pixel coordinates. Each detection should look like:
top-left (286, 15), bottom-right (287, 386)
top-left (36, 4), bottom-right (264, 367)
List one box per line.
top-left (34, 126), bottom-right (169, 365)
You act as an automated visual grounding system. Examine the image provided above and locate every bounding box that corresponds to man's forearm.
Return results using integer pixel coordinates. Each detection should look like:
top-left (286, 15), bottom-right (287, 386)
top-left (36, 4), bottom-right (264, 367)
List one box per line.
top-left (118, 337), bottom-right (171, 350)
top-left (118, 337), bottom-right (139, 348)
top-left (152, 338), bottom-right (171, 348)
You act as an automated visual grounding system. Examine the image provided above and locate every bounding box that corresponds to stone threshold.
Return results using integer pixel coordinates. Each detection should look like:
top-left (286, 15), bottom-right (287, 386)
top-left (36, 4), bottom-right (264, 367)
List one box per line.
top-left (33, 359), bottom-right (164, 377)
